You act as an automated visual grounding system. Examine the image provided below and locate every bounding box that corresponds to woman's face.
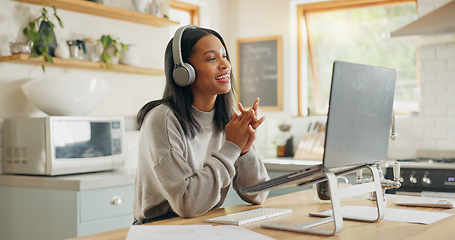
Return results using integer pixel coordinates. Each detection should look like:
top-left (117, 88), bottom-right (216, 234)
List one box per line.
top-left (188, 34), bottom-right (231, 99)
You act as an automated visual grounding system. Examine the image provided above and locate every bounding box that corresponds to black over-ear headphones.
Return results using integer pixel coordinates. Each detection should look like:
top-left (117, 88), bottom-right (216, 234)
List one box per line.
top-left (172, 24), bottom-right (198, 86)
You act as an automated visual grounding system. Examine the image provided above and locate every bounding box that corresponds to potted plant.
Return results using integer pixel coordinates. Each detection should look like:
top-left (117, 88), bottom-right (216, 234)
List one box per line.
top-left (100, 34), bottom-right (128, 66)
top-left (23, 6), bottom-right (63, 72)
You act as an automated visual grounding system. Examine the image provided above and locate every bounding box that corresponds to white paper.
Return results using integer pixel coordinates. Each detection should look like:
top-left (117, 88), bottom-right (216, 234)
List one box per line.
top-left (317, 206), bottom-right (452, 225)
top-left (126, 225), bottom-right (276, 240)
top-left (213, 225), bottom-right (276, 240)
top-left (126, 225), bottom-right (216, 240)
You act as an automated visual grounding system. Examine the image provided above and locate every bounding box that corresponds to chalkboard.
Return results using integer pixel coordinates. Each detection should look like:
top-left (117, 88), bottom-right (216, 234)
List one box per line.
top-left (237, 36), bottom-right (282, 111)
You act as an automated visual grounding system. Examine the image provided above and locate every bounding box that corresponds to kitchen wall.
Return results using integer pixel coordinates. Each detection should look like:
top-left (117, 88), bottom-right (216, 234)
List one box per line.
top-left (225, 0), bottom-right (455, 160)
top-left (1, 0), bottom-right (454, 172)
top-left (375, 0), bottom-right (455, 159)
top-left (0, 0), bottom-right (228, 171)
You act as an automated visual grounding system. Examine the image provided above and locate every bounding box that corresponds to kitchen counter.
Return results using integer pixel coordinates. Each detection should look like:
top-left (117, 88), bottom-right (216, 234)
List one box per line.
top-left (263, 157), bottom-right (322, 171)
top-left (0, 168), bottom-right (136, 191)
top-left (0, 158), bottom-right (319, 191)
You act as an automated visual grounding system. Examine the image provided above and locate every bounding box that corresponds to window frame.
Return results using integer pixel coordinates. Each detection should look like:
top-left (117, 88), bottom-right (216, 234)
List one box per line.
top-left (297, 0), bottom-right (417, 116)
top-left (170, 0), bottom-right (200, 26)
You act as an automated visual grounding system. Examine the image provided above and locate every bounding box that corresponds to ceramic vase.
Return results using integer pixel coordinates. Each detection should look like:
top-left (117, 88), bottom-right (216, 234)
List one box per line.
top-left (132, 0), bottom-right (149, 13)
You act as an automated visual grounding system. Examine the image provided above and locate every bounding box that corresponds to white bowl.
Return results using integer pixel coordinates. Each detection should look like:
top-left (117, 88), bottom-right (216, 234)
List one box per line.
top-left (21, 73), bottom-right (110, 116)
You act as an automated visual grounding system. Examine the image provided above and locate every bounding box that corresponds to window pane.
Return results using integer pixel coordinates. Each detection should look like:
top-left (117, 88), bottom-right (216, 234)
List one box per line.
top-left (170, 8), bottom-right (191, 26)
top-left (306, 2), bottom-right (417, 114)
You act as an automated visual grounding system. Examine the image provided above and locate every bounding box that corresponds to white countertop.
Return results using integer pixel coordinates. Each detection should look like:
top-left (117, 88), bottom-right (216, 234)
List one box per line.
top-left (263, 158), bottom-right (322, 171)
top-left (0, 158), bottom-right (317, 191)
top-left (0, 168), bottom-right (136, 191)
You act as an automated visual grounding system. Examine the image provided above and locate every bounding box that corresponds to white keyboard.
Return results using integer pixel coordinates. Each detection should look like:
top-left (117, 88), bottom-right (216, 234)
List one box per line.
top-left (205, 208), bottom-right (292, 225)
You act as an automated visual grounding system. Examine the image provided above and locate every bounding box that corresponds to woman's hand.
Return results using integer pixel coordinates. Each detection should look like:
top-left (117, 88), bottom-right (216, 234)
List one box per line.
top-left (238, 98), bottom-right (265, 130)
top-left (237, 98), bottom-right (265, 154)
top-left (225, 110), bottom-right (255, 153)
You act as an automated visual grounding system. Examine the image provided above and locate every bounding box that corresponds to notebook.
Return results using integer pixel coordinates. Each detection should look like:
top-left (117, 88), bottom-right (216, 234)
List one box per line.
top-left (240, 61), bottom-right (397, 194)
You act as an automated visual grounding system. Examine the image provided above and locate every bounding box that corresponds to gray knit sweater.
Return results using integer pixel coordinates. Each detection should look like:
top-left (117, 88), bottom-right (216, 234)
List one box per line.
top-left (133, 104), bottom-right (270, 222)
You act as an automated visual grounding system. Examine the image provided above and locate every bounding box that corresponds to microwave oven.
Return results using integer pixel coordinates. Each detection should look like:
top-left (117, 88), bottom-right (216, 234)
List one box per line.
top-left (2, 116), bottom-right (125, 176)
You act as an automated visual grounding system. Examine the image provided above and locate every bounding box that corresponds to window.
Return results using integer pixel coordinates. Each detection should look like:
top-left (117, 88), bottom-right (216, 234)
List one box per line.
top-left (170, 0), bottom-right (200, 26)
top-left (298, 0), bottom-right (417, 115)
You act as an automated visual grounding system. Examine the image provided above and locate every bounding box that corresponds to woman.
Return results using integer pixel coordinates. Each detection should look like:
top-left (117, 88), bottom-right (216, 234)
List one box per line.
top-left (133, 25), bottom-right (269, 224)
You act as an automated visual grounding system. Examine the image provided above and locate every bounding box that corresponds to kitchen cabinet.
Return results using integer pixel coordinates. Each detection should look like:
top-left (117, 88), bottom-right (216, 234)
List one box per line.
top-left (0, 170), bottom-right (135, 240)
top-left (7, 0), bottom-right (179, 74)
top-left (0, 184), bottom-right (134, 240)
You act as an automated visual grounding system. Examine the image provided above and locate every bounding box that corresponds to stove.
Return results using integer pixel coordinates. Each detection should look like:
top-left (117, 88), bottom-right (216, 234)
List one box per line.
top-left (385, 157), bottom-right (455, 195)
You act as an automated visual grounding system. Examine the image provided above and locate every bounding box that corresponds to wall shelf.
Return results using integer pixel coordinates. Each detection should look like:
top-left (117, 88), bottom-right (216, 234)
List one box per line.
top-left (15, 0), bottom-right (179, 27)
top-left (0, 53), bottom-right (165, 75)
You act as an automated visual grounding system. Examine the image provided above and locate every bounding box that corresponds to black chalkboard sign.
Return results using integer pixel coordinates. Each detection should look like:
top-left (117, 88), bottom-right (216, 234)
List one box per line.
top-left (237, 36), bottom-right (282, 111)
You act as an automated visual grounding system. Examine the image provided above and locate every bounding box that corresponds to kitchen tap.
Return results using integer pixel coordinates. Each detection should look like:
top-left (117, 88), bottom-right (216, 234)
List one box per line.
top-left (356, 162), bottom-right (401, 201)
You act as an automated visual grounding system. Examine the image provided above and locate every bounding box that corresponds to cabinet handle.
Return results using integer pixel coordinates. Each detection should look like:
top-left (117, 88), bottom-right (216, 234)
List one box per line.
top-left (111, 196), bottom-right (124, 205)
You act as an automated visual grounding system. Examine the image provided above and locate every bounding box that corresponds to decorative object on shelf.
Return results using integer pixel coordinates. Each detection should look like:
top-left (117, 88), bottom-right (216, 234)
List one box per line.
top-left (132, 0), bottom-right (149, 13)
top-left (161, 0), bottom-right (170, 18)
top-left (67, 39), bottom-right (87, 60)
top-left (83, 38), bottom-right (103, 62)
top-left (22, 6), bottom-right (64, 72)
top-left (120, 44), bottom-right (141, 67)
top-left (54, 43), bottom-right (70, 59)
top-left (149, 0), bottom-right (160, 17)
top-left (21, 73), bottom-right (110, 116)
top-left (100, 34), bottom-right (128, 65)
top-left (9, 42), bottom-right (32, 54)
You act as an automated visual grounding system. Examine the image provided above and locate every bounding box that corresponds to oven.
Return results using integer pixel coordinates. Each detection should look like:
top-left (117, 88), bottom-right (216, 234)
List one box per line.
top-left (385, 150), bottom-right (455, 198)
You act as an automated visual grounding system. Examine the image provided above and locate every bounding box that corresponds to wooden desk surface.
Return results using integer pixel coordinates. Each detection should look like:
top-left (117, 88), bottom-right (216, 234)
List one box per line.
top-left (70, 189), bottom-right (455, 240)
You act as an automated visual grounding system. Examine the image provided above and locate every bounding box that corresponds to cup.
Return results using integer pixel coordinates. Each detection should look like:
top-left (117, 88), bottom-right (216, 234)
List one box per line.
top-left (312, 176), bottom-right (349, 202)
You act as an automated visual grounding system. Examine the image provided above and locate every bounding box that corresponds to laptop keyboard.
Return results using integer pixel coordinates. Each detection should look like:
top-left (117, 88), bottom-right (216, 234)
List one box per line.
top-left (205, 208), bottom-right (292, 225)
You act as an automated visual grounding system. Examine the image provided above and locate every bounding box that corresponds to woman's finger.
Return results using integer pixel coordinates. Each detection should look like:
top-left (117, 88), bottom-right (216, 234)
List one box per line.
top-left (251, 116), bottom-right (265, 129)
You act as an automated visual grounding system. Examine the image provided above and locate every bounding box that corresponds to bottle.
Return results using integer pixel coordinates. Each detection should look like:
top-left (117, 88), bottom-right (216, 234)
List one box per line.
top-left (161, 0), bottom-right (170, 18)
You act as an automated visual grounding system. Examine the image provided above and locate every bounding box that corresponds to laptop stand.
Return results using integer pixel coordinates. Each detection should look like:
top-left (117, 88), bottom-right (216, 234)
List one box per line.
top-left (262, 164), bottom-right (385, 236)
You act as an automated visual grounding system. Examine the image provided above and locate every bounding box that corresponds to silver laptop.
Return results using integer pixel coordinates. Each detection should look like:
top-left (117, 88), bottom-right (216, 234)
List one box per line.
top-left (240, 61), bottom-right (396, 194)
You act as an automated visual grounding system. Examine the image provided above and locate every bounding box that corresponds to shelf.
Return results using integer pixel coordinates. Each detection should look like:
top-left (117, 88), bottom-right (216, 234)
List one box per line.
top-left (0, 53), bottom-right (165, 75)
top-left (15, 0), bottom-right (179, 27)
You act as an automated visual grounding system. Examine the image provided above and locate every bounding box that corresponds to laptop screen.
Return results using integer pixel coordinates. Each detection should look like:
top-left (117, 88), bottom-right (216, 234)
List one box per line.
top-left (322, 61), bottom-right (396, 168)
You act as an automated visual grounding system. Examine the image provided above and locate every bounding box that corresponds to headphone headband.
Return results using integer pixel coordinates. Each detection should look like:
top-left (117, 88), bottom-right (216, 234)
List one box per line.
top-left (172, 24), bottom-right (197, 67)
top-left (172, 24), bottom-right (198, 86)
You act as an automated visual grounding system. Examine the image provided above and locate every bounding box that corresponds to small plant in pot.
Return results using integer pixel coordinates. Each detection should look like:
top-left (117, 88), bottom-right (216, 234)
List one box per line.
top-left (23, 6), bottom-right (63, 72)
top-left (100, 34), bottom-right (128, 66)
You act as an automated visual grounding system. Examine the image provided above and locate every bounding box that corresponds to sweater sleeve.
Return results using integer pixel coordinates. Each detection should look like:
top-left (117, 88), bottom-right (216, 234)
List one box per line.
top-left (143, 107), bottom-right (242, 218)
top-left (232, 148), bottom-right (270, 204)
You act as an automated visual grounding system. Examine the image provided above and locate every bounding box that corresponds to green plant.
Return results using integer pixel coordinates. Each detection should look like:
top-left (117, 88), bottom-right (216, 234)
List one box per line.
top-left (23, 6), bottom-right (63, 72)
top-left (100, 34), bottom-right (128, 66)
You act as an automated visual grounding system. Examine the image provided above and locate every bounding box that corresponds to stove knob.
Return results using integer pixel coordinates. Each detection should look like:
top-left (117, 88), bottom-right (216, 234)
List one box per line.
top-left (409, 174), bottom-right (417, 184)
top-left (422, 173), bottom-right (431, 186)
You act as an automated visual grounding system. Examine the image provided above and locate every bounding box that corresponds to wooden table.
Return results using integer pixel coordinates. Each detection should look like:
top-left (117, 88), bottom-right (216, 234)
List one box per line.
top-left (69, 189), bottom-right (455, 240)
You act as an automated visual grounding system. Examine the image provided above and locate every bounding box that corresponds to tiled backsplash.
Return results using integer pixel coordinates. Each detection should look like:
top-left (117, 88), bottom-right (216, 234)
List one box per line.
top-left (0, 119), bottom-right (3, 173)
top-left (386, 42), bottom-right (455, 159)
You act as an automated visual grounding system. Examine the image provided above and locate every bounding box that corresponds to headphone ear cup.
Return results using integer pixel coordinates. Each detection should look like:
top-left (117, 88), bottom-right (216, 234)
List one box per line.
top-left (173, 63), bottom-right (196, 87)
